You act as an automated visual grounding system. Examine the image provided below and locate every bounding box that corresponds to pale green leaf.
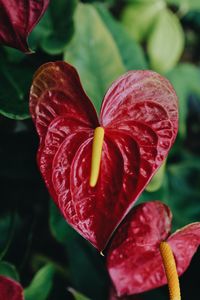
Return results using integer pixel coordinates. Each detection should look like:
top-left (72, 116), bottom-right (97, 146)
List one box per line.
top-left (146, 160), bottom-right (166, 192)
top-left (147, 9), bottom-right (184, 73)
top-left (167, 0), bottom-right (200, 11)
top-left (167, 63), bottom-right (200, 136)
top-left (95, 4), bottom-right (147, 70)
top-left (121, 1), bottom-right (165, 42)
top-left (68, 288), bottom-right (91, 300)
top-left (64, 3), bottom-right (125, 113)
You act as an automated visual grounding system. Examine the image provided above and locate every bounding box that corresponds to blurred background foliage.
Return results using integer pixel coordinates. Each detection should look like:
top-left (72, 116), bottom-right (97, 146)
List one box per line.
top-left (0, 0), bottom-right (200, 299)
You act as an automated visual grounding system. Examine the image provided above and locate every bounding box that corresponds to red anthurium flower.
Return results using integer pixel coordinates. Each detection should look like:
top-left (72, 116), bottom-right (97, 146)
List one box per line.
top-left (30, 61), bottom-right (178, 250)
top-left (106, 201), bottom-right (200, 297)
top-left (0, 275), bottom-right (24, 300)
top-left (0, 0), bottom-right (49, 52)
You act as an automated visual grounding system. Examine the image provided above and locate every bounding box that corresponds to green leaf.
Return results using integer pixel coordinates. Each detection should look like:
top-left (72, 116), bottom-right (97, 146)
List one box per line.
top-left (0, 56), bottom-right (34, 120)
top-left (24, 264), bottom-right (55, 300)
top-left (50, 202), bottom-right (70, 244)
top-left (95, 4), bottom-right (147, 70)
top-left (68, 288), bottom-right (91, 300)
top-left (139, 157), bottom-right (200, 232)
top-left (127, 0), bottom-right (162, 2)
top-left (167, 63), bottom-right (200, 137)
top-left (50, 202), bottom-right (109, 300)
top-left (64, 3), bottom-right (126, 113)
top-left (121, 0), bottom-right (165, 42)
top-left (0, 261), bottom-right (19, 281)
top-left (147, 9), bottom-right (184, 73)
top-left (167, 158), bottom-right (200, 231)
top-left (146, 160), bottom-right (166, 192)
top-left (138, 174), bottom-right (168, 206)
top-left (166, 0), bottom-right (200, 11)
top-left (0, 214), bottom-right (14, 259)
top-left (28, 11), bottom-right (52, 50)
top-left (3, 47), bottom-right (26, 63)
top-left (30, 0), bottom-right (77, 55)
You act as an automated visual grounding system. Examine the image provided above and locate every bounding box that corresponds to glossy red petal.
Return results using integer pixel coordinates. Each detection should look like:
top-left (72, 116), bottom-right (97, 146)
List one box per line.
top-left (101, 71), bottom-right (178, 180)
top-left (98, 71), bottom-right (178, 250)
top-left (30, 63), bottom-right (178, 250)
top-left (37, 116), bottom-right (92, 206)
top-left (109, 286), bottom-right (142, 300)
top-left (0, 276), bottom-right (24, 300)
top-left (100, 71), bottom-right (178, 138)
top-left (0, 0), bottom-right (49, 52)
top-left (106, 201), bottom-right (172, 296)
top-left (168, 223), bottom-right (200, 276)
top-left (51, 132), bottom-right (93, 228)
top-left (53, 133), bottom-right (126, 249)
top-left (30, 62), bottom-right (99, 139)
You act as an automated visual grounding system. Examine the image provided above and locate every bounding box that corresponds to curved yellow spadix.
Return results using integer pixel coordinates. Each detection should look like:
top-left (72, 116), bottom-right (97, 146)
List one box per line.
top-left (89, 127), bottom-right (104, 187)
top-left (159, 242), bottom-right (181, 300)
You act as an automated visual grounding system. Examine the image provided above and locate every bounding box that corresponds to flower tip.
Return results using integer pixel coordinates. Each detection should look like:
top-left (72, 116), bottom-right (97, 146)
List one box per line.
top-left (89, 177), bottom-right (97, 188)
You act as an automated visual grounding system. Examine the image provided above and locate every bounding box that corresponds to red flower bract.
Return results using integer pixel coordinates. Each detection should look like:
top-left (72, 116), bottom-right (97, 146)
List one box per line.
top-left (30, 61), bottom-right (178, 250)
top-left (0, 0), bottom-right (49, 52)
top-left (106, 201), bottom-right (200, 297)
top-left (0, 276), bottom-right (24, 300)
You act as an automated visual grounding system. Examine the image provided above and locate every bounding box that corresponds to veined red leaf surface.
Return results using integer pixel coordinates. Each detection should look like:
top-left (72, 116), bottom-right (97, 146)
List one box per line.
top-left (106, 201), bottom-right (200, 297)
top-left (0, 0), bottom-right (49, 52)
top-left (0, 276), bottom-right (24, 300)
top-left (30, 61), bottom-right (178, 250)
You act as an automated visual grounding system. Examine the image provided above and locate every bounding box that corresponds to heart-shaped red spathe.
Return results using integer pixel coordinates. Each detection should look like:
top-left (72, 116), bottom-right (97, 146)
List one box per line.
top-left (0, 276), bottom-right (24, 300)
top-left (0, 0), bottom-right (49, 52)
top-left (30, 61), bottom-right (178, 251)
top-left (106, 201), bottom-right (200, 297)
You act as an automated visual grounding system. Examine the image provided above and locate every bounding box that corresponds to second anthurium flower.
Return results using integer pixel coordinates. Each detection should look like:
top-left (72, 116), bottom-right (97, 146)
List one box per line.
top-left (0, 0), bottom-right (49, 52)
top-left (0, 275), bottom-right (24, 300)
top-left (30, 61), bottom-right (178, 251)
top-left (106, 201), bottom-right (200, 297)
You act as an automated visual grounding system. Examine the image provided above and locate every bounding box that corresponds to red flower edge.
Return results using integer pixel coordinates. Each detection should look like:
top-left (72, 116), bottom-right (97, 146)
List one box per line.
top-left (106, 201), bottom-right (200, 297)
top-left (0, 275), bottom-right (24, 300)
top-left (30, 61), bottom-right (178, 250)
top-left (109, 286), bottom-right (142, 300)
top-left (0, 0), bottom-right (49, 52)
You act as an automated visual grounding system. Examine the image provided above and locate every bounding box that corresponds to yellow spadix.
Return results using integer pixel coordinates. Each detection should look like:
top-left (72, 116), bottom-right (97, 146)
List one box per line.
top-left (159, 241), bottom-right (181, 300)
top-left (89, 127), bottom-right (104, 187)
